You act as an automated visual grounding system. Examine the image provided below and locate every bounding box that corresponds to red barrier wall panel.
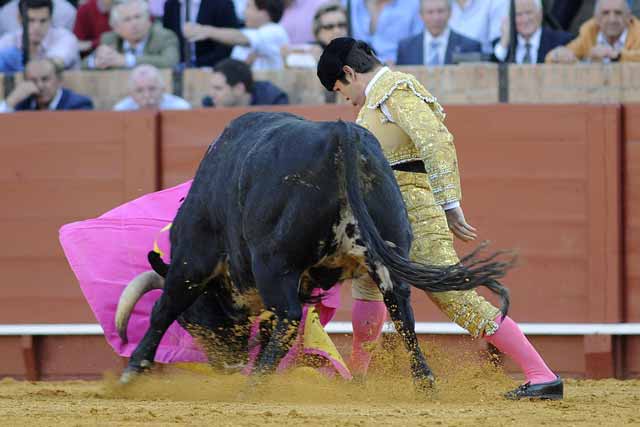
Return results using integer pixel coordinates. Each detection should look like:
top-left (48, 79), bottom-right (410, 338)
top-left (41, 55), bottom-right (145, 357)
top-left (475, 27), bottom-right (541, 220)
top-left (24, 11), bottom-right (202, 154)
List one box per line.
top-left (0, 111), bottom-right (158, 323)
top-left (160, 105), bottom-right (357, 187)
top-left (623, 104), bottom-right (640, 377)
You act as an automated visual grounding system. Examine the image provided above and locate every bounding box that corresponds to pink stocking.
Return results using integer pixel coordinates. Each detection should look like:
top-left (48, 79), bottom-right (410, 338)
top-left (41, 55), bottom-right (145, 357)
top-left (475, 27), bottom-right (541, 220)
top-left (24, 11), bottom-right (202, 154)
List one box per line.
top-left (484, 315), bottom-right (556, 384)
top-left (350, 299), bottom-right (386, 376)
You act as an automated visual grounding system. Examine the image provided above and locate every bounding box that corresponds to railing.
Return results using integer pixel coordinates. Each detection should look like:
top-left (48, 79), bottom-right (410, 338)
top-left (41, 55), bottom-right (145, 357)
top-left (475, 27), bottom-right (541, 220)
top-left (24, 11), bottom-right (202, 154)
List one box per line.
top-left (4, 63), bottom-right (640, 110)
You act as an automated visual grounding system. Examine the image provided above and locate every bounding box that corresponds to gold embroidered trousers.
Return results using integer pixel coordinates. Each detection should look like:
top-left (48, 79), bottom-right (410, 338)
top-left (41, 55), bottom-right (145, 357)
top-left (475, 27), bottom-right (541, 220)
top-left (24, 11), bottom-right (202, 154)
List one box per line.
top-left (352, 172), bottom-right (501, 337)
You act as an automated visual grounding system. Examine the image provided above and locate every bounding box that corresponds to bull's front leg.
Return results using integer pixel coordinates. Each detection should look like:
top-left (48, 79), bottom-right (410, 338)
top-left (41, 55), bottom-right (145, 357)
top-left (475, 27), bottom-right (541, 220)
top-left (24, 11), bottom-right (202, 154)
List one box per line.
top-left (383, 283), bottom-right (435, 393)
top-left (121, 264), bottom-right (209, 383)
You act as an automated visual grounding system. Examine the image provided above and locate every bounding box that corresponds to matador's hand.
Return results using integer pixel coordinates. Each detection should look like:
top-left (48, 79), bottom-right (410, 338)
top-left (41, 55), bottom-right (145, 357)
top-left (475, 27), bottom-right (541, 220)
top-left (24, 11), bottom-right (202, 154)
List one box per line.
top-left (445, 206), bottom-right (478, 242)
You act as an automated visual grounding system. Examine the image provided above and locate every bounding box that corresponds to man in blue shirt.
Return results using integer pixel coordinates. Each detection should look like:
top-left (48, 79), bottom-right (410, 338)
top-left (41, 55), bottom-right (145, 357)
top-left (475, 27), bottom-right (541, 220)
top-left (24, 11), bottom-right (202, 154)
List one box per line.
top-left (347, 0), bottom-right (424, 62)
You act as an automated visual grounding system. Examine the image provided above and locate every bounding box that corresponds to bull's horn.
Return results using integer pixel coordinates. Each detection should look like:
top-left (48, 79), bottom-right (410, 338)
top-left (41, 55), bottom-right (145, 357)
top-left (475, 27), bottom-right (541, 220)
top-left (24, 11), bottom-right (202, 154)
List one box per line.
top-left (115, 270), bottom-right (165, 344)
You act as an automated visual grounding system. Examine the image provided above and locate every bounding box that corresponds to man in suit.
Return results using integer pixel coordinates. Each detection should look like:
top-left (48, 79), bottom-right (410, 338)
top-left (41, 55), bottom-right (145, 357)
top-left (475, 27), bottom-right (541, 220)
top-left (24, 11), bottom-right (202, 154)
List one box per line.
top-left (397, 0), bottom-right (482, 66)
top-left (547, 0), bottom-right (640, 63)
top-left (0, 58), bottom-right (94, 112)
top-left (84, 0), bottom-right (179, 69)
top-left (201, 58), bottom-right (288, 107)
top-left (494, 0), bottom-right (574, 63)
top-left (163, 0), bottom-right (238, 67)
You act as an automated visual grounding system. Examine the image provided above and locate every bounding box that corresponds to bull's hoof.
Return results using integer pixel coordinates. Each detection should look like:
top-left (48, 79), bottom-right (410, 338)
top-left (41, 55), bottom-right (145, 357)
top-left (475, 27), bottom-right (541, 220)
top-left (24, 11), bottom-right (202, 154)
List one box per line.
top-left (119, 360), bottom-right (153, 385)
top-left (414, 373), bottom-right (436, 394)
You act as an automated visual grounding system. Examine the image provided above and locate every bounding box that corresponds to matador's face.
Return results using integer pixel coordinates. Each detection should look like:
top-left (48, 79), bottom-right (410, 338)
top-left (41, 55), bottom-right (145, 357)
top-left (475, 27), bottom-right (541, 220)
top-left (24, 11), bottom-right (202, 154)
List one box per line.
top-left (332, 67), bottom-right (367, 108)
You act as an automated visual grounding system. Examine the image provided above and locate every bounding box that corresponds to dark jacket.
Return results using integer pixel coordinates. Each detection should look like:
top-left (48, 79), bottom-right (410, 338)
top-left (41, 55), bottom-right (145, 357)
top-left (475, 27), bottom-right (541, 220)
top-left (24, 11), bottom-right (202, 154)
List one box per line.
top-left (202, 80), bottom-right (289, 107)
top-left (493, 27), bottom-right (575, 63)
top-left (250, 81), bottom-right (288, 105)
top-left (163, 0), bottom-right (239, 67)
top-left (15, 88), bottom-right (94, 111)
top-left (396, 29), bottom-right (482, 65)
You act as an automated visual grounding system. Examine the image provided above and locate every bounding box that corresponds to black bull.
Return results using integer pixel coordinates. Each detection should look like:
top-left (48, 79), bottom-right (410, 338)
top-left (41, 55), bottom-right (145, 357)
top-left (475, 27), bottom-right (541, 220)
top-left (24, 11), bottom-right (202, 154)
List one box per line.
top-left (119, 112), bottom-right (512, 390)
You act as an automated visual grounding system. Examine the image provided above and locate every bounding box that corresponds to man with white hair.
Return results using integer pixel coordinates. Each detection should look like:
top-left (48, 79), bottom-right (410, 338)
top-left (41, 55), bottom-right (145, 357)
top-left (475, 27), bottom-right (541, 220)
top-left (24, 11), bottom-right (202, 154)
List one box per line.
top-left (113, 64), bottom-right (190, 110)
top-left (84, 0), bottom-right (179, 69)
top-left (547, 0), bottom-right (640, 63)
top-left (493, 0), bottom-right (573, 64)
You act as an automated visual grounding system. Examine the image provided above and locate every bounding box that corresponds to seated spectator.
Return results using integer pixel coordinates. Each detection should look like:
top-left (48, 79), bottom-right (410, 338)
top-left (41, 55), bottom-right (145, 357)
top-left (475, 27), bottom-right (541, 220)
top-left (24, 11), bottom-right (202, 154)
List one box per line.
top-left (0, 58), bottom-right (93, 112)
top-left (348, 0), bottom-right (423, 63)
top-left (182, 0), bottom-right (288, 70)
top-left (397, 0), bottom-right (482, 66)
top-left (281, 1), bottom-right (347, 68)
top-left (113, 64), bottom-right (190, 110)
top-left (201, 58), bottom-right (288, 107)
top-left (85, 0), bottom-right (179, 69)
top-left (162, 0), bottom-right (238, 67)
top-left (0, 0), bottom-right (76, 35)
top-left (73, 0), bottom-right (113, 56)
top-left (0, 0), bottom-right (79, 72)
top-left (493, 0), bottom-right (574, 64)
top-left (449, 0), bottom-right (509, 54)
top-left (546, 0), bottom-right (640, 63)
top-left (279, 0), bottom-right (327, 44)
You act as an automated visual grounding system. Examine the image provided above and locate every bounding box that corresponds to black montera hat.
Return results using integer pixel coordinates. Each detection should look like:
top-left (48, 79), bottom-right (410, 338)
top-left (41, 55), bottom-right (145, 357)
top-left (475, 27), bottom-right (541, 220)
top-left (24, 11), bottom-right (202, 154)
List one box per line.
top-left (317, 37), bottom-right (357, 91)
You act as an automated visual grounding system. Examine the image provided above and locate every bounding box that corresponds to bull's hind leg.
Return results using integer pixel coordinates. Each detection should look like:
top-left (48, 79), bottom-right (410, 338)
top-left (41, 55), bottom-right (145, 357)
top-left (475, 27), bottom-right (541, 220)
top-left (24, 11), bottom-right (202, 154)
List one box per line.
top-left (367, 263), bottom-right (435, 392)
top-left (250, 258), bottom-right (303, 376)
top-left (121, 249), bottom-right (222, 383)
top-left (383, 283), bottom-right (435, 392)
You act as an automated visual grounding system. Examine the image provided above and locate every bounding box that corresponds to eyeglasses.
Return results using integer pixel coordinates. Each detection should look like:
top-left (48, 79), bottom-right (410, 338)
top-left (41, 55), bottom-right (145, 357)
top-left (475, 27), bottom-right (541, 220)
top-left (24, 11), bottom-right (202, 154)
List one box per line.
top-left (320, 22), bottom-right (347, 31)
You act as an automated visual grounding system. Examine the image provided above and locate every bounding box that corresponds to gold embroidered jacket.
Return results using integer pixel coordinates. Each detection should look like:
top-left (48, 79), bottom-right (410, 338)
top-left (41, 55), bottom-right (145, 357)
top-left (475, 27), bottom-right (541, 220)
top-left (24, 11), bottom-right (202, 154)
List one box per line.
top-left (356, 69), bottom-right (462, 206)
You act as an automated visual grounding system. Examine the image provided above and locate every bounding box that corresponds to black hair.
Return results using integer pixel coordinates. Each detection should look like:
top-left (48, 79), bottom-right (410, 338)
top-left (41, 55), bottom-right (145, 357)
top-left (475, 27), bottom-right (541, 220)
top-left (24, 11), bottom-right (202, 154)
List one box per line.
top-left (213, 58), bottom-right (254, 93)
top-left (317, 37), bottom-right (380, 91)
top-left (254, 0), bottom-right (285, 23)
top-left (19, 0), bottom-right (53, 18)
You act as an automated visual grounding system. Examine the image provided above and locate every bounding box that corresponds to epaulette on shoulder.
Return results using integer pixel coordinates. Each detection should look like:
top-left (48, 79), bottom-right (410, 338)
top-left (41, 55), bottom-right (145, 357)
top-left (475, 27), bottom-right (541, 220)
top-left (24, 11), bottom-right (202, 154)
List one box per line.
top-left (367, 72), bottom-right (438, 110)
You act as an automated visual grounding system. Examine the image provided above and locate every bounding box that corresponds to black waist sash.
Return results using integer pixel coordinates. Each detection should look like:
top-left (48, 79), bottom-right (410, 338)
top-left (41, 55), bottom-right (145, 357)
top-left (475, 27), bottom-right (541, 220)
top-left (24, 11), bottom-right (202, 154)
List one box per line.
top-left (391, 161), bottom-right (426, 174)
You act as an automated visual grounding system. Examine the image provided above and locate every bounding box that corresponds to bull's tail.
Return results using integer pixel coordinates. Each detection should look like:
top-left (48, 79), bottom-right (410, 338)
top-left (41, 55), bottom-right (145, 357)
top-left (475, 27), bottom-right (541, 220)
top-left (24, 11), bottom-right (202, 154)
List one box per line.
top-left (338, 122), bottom-right (513, 317)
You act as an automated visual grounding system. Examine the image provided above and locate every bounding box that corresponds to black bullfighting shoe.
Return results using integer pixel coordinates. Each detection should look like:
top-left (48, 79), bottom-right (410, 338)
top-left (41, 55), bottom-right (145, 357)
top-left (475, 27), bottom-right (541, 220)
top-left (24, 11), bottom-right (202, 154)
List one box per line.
top-left (504, 376), bottom-right (564, 400)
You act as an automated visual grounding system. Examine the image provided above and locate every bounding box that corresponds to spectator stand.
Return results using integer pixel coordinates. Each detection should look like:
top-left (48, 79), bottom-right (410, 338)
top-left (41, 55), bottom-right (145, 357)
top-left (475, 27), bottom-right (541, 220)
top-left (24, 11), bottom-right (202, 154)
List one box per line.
top-left (11, 69), bottom-right (174, 111)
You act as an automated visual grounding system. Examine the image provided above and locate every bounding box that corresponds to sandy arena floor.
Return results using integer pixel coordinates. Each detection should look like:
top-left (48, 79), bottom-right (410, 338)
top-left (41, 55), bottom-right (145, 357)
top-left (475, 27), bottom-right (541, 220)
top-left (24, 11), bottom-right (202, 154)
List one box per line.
top-left (1, 344), bottom-right (638, 426)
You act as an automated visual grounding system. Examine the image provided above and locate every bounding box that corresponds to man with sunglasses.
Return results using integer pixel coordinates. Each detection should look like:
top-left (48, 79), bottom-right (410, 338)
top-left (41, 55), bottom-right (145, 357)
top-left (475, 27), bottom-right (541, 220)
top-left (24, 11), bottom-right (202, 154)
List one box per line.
top-left (281, 1), bottom-right (347, 68)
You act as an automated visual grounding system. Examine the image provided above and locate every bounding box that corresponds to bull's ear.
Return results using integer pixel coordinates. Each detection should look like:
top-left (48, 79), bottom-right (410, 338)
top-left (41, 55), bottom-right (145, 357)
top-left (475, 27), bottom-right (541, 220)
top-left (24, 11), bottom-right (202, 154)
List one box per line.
top-left (148, 251), bottom-right (169, 277)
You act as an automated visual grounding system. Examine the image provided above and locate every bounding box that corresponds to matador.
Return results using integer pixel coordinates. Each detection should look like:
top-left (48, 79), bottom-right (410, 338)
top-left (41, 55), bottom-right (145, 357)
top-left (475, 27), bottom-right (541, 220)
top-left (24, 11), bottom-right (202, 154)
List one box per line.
top-left (317, 37), bottom-right (563, 400)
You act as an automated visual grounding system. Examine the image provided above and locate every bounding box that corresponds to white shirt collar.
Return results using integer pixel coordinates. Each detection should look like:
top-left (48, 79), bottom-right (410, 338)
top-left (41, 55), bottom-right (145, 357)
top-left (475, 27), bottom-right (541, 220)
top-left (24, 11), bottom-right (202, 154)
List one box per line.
top-left (597, 28), bottom-right (628, 49)
top-left (123, 35), bottom-right (149, 54)
top-left (517, 27), bottom-right (542, 50)
top-left (48, 88), bottom-right (63, 110)
top-left (424, 27), bottom-right (450, 44)
top-left (365, 66), bottom-right (390, 97)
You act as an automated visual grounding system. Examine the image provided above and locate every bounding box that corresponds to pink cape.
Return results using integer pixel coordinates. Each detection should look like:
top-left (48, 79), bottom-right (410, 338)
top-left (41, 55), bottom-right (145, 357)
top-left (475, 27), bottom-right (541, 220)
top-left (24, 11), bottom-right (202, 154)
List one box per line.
top-left (59, 181), bottom-right (342, 368)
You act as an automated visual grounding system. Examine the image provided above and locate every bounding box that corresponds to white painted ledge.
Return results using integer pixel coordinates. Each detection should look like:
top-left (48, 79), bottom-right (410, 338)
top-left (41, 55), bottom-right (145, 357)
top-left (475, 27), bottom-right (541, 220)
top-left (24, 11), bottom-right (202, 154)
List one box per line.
top-left (1, 322), bottom-right (640, 336)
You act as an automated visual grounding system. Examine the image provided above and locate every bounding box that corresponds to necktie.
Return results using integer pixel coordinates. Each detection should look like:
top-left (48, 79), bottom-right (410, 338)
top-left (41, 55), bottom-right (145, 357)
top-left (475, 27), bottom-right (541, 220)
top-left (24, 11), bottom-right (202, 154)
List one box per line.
top-left (522, 42), bottom-right (532, 64)
top-left (428, 40), bottom-right (440, 66)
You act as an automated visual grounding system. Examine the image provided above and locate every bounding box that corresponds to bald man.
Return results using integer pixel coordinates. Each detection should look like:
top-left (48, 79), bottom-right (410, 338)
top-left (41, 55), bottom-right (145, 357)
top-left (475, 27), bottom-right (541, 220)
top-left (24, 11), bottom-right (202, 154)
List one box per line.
top-left (0, 58), bottom-right (93, 112)
top-left (113, 64), bottom-right (190, 110)
top-left (547, 0), bottom-right (640, 63)
top-left (493, 0), bottom-right (574, 64)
